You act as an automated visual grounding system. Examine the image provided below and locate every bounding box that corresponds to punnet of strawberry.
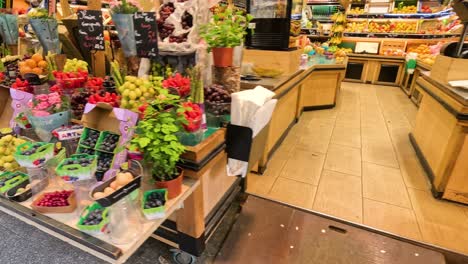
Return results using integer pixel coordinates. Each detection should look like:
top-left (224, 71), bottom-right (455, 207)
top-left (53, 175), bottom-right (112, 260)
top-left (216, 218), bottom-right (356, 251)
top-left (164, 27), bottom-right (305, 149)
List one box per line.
top-left (182, 102), bottom-right (203, 132)
top-left (11, 78), bottom-right (32, 93)
top-left (162, 73), bottom-right (191, 98)
top-left (86, 77), bottom-right (104, 93)
top-left (88, 91), bottom-right (120, 107)
top-left (53, 70), bottom-right (88, 90)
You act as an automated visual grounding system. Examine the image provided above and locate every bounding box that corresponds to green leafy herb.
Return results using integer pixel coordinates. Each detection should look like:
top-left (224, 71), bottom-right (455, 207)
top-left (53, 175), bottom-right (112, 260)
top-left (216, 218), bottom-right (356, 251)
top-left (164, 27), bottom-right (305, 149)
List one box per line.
top-left (131, 89), bottom-right (187, 182)
top-left (199, 8), bottom-right (253, 50)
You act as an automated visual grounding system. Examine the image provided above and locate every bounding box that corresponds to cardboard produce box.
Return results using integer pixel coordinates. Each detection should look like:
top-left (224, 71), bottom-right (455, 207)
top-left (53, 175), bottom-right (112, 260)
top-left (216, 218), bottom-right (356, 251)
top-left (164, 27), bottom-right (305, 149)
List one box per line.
top-left (81, 103), bottom-right (139, 179)
top-left (430, 55), bottom-right (468, 84)
top-left (0, 87), bottom-right (12, 128)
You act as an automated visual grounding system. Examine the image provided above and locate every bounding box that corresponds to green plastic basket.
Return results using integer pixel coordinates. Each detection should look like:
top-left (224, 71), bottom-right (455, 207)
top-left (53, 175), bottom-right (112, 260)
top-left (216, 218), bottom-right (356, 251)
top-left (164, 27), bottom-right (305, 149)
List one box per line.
top-left (95, 131), bottom-right (121, 154)
top-left (142, 189), bottom-right (167, 220)
top-left (76, 145), bottom-right (96, 155)
top-left (56, 154), bottom-right (98, 182)
top-left (76, 203), bottom-right (109, 235)
top-left (78, 128), bottom-right (100, 149)
top-left (14, 142), bottom-right (55, 168)
top-left (0, 171), bottom-right (29, 194)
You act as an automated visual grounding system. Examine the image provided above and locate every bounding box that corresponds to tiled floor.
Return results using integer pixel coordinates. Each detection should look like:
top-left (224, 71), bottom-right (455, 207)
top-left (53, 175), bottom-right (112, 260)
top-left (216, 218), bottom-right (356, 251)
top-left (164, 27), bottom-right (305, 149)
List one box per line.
top-left (247, 82), bottom-right (468, 255)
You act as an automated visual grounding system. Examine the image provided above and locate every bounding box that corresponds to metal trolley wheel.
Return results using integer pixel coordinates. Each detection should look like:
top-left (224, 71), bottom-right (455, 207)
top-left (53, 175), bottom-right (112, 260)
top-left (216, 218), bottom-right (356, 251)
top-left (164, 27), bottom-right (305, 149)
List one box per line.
top-left (158, 250), bottom-right (197, 264)
top-left (171, 249), bottom-right (197, 264)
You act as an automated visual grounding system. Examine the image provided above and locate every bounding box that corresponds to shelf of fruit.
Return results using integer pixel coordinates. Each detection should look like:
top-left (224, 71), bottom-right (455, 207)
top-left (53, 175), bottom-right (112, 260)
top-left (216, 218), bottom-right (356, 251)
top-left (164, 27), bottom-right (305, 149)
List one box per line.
top-left (346, 8), bottom-right (454, 19)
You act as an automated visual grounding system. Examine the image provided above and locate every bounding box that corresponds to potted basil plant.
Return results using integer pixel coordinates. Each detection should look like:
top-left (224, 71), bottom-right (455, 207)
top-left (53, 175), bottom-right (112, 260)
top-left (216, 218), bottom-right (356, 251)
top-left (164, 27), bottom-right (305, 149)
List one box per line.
top-left (199, 8), bottom-right (253, 67)
top-left (131, 90), bottom-right (187, 199)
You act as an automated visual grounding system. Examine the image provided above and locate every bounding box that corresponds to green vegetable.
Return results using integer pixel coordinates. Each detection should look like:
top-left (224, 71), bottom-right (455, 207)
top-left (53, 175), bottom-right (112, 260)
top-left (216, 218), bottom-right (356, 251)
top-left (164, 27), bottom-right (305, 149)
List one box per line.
top-left (131, 91), bottom-right (187, 182)
top-left (199, 8), bottom-right (253, 50)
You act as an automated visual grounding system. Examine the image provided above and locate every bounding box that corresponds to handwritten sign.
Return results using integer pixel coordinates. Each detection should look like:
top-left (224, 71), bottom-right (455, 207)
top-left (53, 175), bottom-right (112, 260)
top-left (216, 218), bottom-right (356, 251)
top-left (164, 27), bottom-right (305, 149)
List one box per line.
top-left (77, 10), bottom-right (105, 51)
top-left (133, 12), bottom-right (158, 58)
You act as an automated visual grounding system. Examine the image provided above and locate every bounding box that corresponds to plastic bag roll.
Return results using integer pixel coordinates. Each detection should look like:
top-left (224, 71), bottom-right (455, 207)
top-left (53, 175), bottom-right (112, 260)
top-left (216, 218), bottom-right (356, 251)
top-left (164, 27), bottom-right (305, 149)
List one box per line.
top-left (0, 14), bottom-right (19, 45)
top-left (112, 14), bottom-right (137, 57)
top-left (29, 18), bottom-right (61, 54)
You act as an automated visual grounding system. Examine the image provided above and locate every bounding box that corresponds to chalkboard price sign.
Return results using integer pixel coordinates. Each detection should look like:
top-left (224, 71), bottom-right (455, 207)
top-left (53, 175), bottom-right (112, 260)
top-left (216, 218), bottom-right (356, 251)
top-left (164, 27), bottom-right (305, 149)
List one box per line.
top-left (77, 10), bottom-right (105, 51)
top-left (133, 12), bottom-right (158, 58)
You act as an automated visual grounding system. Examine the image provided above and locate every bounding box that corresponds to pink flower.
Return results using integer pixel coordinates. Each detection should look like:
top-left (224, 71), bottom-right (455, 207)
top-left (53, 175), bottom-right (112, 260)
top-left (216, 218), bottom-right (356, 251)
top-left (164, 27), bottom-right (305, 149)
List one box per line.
top-left (35, 94), bottom-right (48, 101)
top-left (32, 110), bottom-right (50, 117)
top-left (48, 96), bottom-right (62, 105)
top-left (27, 100), bottom-right (33, 108)
top-left (55, 103), bottom-right (62, 109)
top-left (35, 101), bottom-right (50, 110)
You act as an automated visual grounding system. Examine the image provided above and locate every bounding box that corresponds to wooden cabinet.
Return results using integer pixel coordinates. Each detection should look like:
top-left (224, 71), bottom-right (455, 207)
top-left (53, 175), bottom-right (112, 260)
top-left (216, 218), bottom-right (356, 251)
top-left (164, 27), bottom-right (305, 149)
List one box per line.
top-left (411, 76), bottom-right (468, 202)
top-left (301, 70), bottom-right (343, 110)
top-left (345, 54), bottom-right (405, 86)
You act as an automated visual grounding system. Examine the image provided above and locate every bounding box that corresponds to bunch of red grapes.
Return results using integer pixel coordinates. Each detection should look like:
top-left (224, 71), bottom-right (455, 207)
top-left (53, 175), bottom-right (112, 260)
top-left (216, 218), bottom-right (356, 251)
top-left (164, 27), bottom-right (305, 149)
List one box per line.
top-left (158, 3), bottom-right (175, 41)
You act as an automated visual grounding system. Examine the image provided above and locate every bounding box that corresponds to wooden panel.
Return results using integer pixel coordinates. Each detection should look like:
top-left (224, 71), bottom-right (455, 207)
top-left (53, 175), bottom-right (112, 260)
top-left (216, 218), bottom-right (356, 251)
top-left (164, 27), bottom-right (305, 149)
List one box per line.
top-left (412, 88), bottom-right (460, 191)
top-left (200, 152), bottom-right (237, 217)
top-left (267, 86), bottom-right (299, 154)
top-left (301, 71), bottom-right (340, 107)
top-left (443, 135), bottom-right (468, 204)
top-left (181, 129), bottom-right (225, 163)
top-left (0, 90), bottom-right (12, 128)
top-left (243, 49), bottom-right (302, 76)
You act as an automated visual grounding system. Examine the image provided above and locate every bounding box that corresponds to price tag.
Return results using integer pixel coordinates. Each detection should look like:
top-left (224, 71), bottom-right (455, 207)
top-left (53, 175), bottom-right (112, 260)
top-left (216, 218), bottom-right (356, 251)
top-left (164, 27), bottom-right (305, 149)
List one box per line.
top-left (77, 10), bottom-right (105, 51)
top-left (133, 12), bottom-right (158, 58)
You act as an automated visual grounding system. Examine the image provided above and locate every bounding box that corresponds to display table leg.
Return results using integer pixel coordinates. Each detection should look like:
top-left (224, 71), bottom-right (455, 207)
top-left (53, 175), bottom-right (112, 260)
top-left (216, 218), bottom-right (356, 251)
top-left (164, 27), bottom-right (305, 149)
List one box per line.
top-left (176, 179), bottom-right (205, 256)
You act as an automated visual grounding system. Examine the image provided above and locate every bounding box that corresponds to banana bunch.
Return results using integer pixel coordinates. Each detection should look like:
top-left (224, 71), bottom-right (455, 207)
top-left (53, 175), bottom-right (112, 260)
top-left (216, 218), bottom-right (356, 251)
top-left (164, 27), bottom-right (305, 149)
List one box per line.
top-left (329, 37), bottom-right (342, 45)
top-left (332, 24), bottom-right (345, 33)
top-left (331, 12), bottom-right (346, 23)
top-left (290, 21), bottom-right (301, 36)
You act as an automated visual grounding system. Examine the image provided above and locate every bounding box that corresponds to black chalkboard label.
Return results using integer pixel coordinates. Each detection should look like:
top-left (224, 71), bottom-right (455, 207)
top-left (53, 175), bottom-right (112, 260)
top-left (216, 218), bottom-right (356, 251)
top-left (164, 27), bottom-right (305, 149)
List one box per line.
top-left (77, 10), bottom-right (105, 51)
top-left (133, 12), bottom-right (158, 58)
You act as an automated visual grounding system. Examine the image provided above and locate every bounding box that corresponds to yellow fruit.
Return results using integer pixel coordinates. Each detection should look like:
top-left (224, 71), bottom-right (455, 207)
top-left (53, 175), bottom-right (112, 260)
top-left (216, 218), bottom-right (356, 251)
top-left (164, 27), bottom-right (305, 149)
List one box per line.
top-left (32, 53), bottom-right (43, 62)
top-left (38, 60), bottom-right (48, 69)
top-left (25, 59), bottom-right (37, 68)
top-left (32, 67), bottom-right (42, 75)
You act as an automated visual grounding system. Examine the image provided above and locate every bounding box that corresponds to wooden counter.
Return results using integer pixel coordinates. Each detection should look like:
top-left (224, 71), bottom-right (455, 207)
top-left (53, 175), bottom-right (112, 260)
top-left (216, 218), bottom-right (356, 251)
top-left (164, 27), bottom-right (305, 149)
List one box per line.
top-left (241, 58), bottom-right (346, 169)
top-left (345, 54), bottom-right (405, 86)
top-left (410, 73), bottom-right (468, 204)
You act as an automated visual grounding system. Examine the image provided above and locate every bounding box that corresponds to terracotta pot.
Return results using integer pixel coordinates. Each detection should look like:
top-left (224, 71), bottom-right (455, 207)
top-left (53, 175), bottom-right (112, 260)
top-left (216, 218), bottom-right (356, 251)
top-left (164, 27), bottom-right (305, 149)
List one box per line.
top-left (155, 167), bottom-right (184, 199)
top-left (212, 47), bottom-right (234, 67)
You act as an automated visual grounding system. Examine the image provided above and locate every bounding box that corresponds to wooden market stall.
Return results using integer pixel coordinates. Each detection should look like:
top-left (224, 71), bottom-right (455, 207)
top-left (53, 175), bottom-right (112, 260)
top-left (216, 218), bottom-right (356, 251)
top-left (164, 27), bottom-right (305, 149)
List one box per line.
top-left (409, 57), bottom-right (468, 204)
top-left (241, 49), bottom-right (347, 171)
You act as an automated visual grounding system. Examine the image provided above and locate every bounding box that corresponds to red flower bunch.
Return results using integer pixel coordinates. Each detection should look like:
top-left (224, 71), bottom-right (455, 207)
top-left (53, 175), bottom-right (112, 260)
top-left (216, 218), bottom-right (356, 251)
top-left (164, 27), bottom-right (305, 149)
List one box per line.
top-left (88, 92), bottom-right (120, 107)
top-left (162, 73), bottom-right (191, 98)
top-left (11, 78), bottom-right (32, 93)
top-left (182, 102), bottom-right (202, 132)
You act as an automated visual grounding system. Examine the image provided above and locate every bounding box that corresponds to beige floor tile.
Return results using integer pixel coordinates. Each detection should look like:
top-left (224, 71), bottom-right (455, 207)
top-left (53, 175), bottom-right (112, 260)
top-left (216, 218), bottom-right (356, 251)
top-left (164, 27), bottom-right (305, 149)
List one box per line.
top-left (362, 162), bottom-right (411, 208)
top-left (363, 199), bottom-right (422, 240)
top-left (335, 115), bottom-right (361, 128)
top-left (295, 123), bottom-right (334, 154)
top-left (302, 109), bottom-right (338, 120)
top-left (324, 144), bottom-right (362, 176)
top-left (268, 177), bottom-right (317, 209)
top-left (331, 125), bottom-right (361, 148)
top-left (388, 127), bottom-right (430, 190)
top-left (280, 149), bottom-right (325, 185)
top-left (408, 188), bottom-right (468, 254)
top-left (362, 139), bottom-right (399, 168)
top-left (246, 172), bottom-right (278, 196)
top-left (313, 170), bottom-right (362, 223)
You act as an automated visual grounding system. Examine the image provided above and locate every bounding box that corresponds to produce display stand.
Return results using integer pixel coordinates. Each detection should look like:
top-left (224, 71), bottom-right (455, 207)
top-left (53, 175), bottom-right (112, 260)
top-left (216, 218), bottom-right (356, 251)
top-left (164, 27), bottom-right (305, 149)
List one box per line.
top-left (0, 178), bottom-right (200, 263)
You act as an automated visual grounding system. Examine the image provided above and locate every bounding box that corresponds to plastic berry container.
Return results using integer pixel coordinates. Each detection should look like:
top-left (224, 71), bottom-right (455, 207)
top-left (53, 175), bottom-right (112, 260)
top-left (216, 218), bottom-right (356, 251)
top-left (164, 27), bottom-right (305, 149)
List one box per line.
top-left (76, 203), bottom-right (110, 235)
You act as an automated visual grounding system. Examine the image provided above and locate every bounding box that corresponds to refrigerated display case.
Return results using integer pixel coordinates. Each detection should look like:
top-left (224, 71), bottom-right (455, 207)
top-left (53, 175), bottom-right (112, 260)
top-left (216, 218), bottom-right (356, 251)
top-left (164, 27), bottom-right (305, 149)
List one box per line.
top-left (246, 0), bottom-right (303, 50)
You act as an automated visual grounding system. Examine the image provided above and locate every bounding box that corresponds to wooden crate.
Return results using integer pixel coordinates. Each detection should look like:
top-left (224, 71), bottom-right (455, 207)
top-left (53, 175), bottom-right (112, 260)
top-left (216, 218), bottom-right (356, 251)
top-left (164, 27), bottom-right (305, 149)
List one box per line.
top-left (379, 40), bottom-right (407, 55)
